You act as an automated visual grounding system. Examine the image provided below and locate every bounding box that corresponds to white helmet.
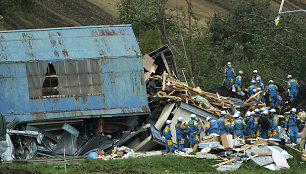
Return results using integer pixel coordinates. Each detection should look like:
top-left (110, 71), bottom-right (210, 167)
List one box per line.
top-left (206, 117), bottom-right (211, 122)
top-left (166, 120), bottom-right (172, 124)
top-left (233, 112), bottom-right (240, 118)
top-left (291, 108), bottom-right (296, 112)
top-left (287, 75), bottom-right (292, 79)
top-left (253, 88), bottom-right (257, 93)
top-left (221, 111), bottom-right (226, 115)
top-left (253, 70), bottom-right (258, 73)
top-left (239, 71), bottom-right (243, 74)
top-left (270, 109), bottom-right (276, 113)
top-left (246, 111), bottom-right (251, 117)
top-left (251, 80), bottom-right (256, 84)
top-left (228, 62), bottom-right (231, 66)
top-left (251, 111), bottom-right (255, 116)
top-left (269, 80), bottom-right (274, 84)
top-left (256, 77), bottom-right (260, 81)
top-left (190, 114), bottom-right (196, 119)
top-left (263, 110), bottom-right (268, 115)
top-left (254, 108), bottom-right (260, 112)
top-left (177, 117), bottom-right (183, 122)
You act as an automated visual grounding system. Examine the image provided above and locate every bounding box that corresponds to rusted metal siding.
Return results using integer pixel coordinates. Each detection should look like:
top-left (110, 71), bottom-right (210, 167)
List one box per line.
top-left (0, 25), bottom-right (150, 122)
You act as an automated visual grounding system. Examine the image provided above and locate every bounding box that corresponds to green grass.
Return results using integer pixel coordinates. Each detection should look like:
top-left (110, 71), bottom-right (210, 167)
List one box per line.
top-left (0, 148), bottom-right (305, 174)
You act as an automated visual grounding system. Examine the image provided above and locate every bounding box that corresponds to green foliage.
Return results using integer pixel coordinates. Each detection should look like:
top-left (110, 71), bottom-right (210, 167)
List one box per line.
top-left (117, 0), bottom-right (160, 35)
top-left (139, 29), bottom-right (162, 54)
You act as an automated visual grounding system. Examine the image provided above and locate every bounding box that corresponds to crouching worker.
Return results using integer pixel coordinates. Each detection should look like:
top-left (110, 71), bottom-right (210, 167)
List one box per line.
top-left (175, 117), bottom-right (186, 152)
top-left (188, 114), bottom-right (201, 147)
top-left (163, 120), bottom-right (173, 153)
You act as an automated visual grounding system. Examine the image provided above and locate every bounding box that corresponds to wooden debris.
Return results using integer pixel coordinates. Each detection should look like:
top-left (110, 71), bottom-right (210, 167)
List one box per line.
top-left (212, 158), bottom-right (235, 167)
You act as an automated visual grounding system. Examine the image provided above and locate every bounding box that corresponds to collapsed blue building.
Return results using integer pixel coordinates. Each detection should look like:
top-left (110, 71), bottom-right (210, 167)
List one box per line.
top-left (0, 25), bottom-right (151, 156)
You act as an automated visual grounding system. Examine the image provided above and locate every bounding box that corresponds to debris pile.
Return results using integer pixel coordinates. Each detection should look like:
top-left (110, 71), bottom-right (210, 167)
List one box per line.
top-left (178, 134), bottom-right (294, 171)
top-left (89, 146), bottom-right (162, 160)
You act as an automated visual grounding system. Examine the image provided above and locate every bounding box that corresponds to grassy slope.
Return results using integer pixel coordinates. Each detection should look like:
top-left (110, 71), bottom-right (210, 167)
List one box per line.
top-left (1, 148), bottom-right (305, 174)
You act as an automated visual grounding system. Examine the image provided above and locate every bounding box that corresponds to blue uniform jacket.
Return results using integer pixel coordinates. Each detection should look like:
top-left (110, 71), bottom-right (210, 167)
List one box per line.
top-left (224, 67), bottom-right (236, 78)
top-left (205, 120), bottom-right (218, 135)
top-left (188, 119), bottom-right (200, 134)
top-left (267, 84), bottom-right (278, 97)
top-left (217, 117), bottom-right (229, 133)
top-left (175, 122), bottom-right (186, 139)
top-left (285, 113), bottom-right (301, 127)
top-left (163, 125), bottom-right (172, 139)
top-left (287, 79), bottom-right (299, 92)
top-left (248, 84), bottom-right (256, 96)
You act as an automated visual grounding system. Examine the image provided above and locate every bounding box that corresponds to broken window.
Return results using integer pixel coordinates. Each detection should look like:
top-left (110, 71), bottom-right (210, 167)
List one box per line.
top-left (26, 59), bottom-right (104, 99)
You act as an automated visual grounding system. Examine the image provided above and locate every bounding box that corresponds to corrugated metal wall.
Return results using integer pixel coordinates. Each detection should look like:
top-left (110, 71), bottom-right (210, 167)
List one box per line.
top-left (0, 25), bottom-right (150, 122)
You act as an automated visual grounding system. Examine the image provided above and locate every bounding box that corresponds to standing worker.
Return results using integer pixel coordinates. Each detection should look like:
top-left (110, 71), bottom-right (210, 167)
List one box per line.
top-left (270, 109), bottom-right (279, 139)
top-left (259, 110), bottom-right (269, 139)
top-left (188, 114), bottom-right (200, 147)
top-left (222, 62), bottom-right (236, 88)
top-left (183, 121), bottom-right (190, 148)
top-left (256, 77), bottom-right (265, 102)
top-left (285, 108), bottom-right (301, 145)
top-left (252, 108), bottom-right (260, 138)
top-left (163, 120), bottom-right (173, 153)
top-left (276, 94), bottom-right (283, 110)
top-left (231, 112), bottom-right (246, 139)
top-left (287, 75), bottom-right (299, 102)
top-left (248, 80), bottom-right (257, 97)
top-left (217, 111), bottom-right (230, 136)
top-left (267, 80), bottom-right (278, 108)
top-left (205, 117), bottom-right (219, 135)
top-left (175, 117), bottom-right (186, 152)
top-left (244, 111), bottom-right (253, 137)
top-left (251, 70), bottom-right (262, 84)
top-left (234, 71), bottom-right (243, 96)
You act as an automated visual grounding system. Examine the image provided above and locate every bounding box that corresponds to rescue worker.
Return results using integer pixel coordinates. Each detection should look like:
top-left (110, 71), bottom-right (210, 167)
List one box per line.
top-left (231, 112), bottom-right (246, 139)
top-left (287, 75), bottom-right (299, 102)
top-left (251, 70), bottom-right (262, 84)
top-left (276, 94), bottom-right (283, 110)
top-left (267, 80), bottom-right (278, 108)
top-left (250, 88), bottom-right (259, 103)
top-left (270, 109), bottom-right (279, 139)
top-left (285, 108), bottom-right (301, 144)
top-left (256, 77), bottom-right (265, 102)
top-left (244, 111), bottom-right (253, 137)
top-left (248, 80), bottom-right (257, 97)
top-left (183, 120), bottom-right (190, 148)
top-left (258, 110), bottom-right (269, 139)
top-left (163, 120), bottom-right (173, 153)
top-left (217, 111), bottom-right (230, 136)
top-left (188, 114), bottom-right (200, 146)
top-left (267, 110), bottom-right (273, 138)
top-left (205, 117), bottom-right (219, 135)
top-left (175, 117), bottom-right (186, 151)
top-left (252, 108), bottom-right (260, 138)
top-left (234, 71), bottom-right (243, 96)
top-left (222, 62), bottom-right (236, 87)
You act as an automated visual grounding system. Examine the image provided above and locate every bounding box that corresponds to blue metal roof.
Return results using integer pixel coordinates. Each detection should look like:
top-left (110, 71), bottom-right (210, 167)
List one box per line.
top-left (0, 25), bottom-right (150, 122)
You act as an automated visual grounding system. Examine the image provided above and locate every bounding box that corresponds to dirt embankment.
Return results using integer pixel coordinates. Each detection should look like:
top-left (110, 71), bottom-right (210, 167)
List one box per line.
top-left (0, 0), bottom-right (116, 30)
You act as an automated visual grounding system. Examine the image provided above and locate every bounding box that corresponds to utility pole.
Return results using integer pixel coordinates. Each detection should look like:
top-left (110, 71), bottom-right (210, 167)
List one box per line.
top-left (275, 0), bottom-right (306, 26)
